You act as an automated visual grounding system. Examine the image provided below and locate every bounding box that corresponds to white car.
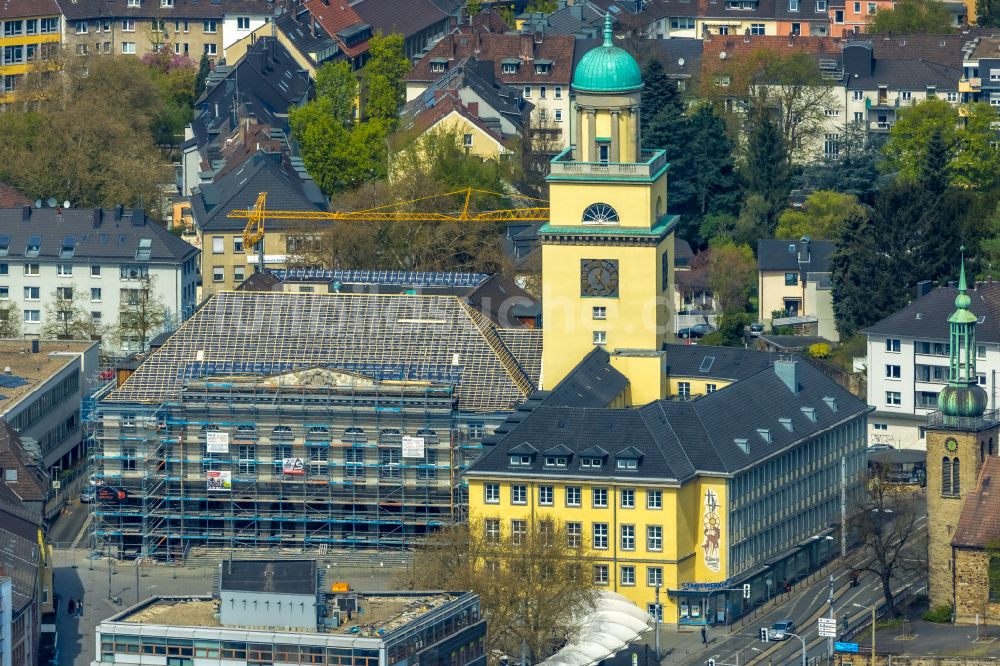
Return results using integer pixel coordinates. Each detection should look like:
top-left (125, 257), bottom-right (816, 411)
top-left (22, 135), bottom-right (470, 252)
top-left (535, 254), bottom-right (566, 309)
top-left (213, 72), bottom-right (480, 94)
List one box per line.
top-left (769, 620), bottom-right (796, 641)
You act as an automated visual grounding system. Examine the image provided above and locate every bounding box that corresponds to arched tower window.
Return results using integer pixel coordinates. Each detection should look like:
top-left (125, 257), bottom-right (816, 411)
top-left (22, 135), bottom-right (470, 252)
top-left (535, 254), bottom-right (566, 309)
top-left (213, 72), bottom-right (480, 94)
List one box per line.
top-left (582, 203), bottom-right (620, 225)
top-left (953, 457), bottom-right (961, 496)
top-left (942, 457), bottom-right (952, 495)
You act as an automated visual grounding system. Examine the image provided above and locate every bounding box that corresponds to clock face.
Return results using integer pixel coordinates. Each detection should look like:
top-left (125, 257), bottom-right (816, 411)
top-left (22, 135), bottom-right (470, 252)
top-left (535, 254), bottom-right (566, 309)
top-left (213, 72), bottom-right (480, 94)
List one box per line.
top-left (945, 437), bottom-right (959, 453)
top-left (581, 259), bottom-right (620, 297)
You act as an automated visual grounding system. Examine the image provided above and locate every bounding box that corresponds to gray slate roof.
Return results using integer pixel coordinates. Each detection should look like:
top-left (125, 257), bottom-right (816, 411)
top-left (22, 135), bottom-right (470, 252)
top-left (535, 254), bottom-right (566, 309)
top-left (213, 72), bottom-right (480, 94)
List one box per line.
top-left (845, 57), bottom-right (961, 92)
top-left (352, 0), bottom-right (448, 38)
top-left (189, 151), bottom-right (327, 233)
top-left (0, 207), bottom-right (197, 263)
top-left (220, 560), bottom-right (316, 595)
top-left (664, 343), bottom-right (777, 381)
top-left (864, 284), bottom-right (1000, 343)
top-left (467, 356), bottom-right (869, 482)
top-left (57, 0), bottom-right (272, 20)
top-left (757, 239), bottom-right (835, 272)
top-left (0, 488), bottom-right (40, 614)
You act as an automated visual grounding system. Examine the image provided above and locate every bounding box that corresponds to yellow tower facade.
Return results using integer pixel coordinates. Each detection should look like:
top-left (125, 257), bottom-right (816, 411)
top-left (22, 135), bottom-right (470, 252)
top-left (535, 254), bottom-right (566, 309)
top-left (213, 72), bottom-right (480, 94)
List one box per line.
top-left (540, 15), bottom-right (677, 389)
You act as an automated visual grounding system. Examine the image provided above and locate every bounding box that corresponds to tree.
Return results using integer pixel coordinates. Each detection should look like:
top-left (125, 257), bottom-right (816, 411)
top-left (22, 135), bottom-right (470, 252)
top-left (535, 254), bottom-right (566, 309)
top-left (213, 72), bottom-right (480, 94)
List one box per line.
top-left (115, 277), bottom-right (167, 353)
top-left (850, 462), bottom-right (925, 618)
top-left (979, 201), bottom-right (1000, 276)
top-left (797, 122), bottom-right (886, 204)
top-left (831, 208), bottom-right (897, 338)
top-left (316, 60), bottom-right (359, 126)
top-left (868, 0), bottom-right (956, 33)
top-left (775, 191), bottom-right (866, 241)
top-left (978, 0), bottom-right (1000, 26)
top-left (706, 239), bottom-right (756, 313)
top-left (952, 103), bottom-right (1000, 191)
top-left (883, 98), bottom-right (957, 183)
top-left (0, 300), bottom-right (20, 338)
top-left (701, 311), bottom-right (753, 346)
top-left (194, 53), bottom-right (210, 98)
top-left (407, 517), bottom-right (597, 665)
top-left (364, 32), bottom-right (409, 128)
top-left (465, 0), bottom-right (483, 17)
top-left (743, 110), bottom-right (791, 230)
top-left (42, 288), bottom-right (103, 341)
top-left (678, 104), bottom-right (741, 243)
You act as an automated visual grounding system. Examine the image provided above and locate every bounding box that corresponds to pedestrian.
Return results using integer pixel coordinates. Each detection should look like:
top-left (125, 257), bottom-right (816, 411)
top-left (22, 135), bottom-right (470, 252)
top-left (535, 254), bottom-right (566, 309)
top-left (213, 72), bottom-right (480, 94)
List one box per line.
top-left (701, 626), bottom-right (707, 644)
top-left (67, 598), bottom-right (76, 616)
top-left (76, 598), bottom-right (83, 617)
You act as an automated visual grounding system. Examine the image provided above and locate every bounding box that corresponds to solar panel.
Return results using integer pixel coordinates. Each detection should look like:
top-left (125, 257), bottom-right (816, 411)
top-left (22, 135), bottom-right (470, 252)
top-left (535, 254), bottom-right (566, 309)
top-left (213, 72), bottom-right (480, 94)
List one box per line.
top-left (698, 356), bottom-right (715, 373)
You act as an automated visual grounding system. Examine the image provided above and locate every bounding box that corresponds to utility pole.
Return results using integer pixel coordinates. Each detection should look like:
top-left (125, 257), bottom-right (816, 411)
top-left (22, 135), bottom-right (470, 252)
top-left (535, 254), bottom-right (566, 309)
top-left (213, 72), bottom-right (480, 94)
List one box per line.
top-left (840, 456), bottom-right (847, 559)
top-left (827, 574), bottom-right (835, 662)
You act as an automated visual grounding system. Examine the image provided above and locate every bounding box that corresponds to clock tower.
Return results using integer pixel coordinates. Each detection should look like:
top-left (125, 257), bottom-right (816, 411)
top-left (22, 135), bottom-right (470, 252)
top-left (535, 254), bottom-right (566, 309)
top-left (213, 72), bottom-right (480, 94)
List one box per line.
top-left (540, 14), bottom-right (678, 389)
top-left (925, 252), bottom-right (1000, 609)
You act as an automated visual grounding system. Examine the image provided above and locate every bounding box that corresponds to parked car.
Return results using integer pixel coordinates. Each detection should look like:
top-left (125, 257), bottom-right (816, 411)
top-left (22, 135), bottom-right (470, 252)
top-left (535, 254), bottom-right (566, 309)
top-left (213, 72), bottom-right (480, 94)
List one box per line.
top-left (80, 488), bottom-right (95, 504)
top-left (748, 322), bottom-right (764, 337)
top-left (769, 620), bottom-right (796, 641)
top-left (677, 323), bottom-right (715, 339)
top-left (867, 444), bottom-right (895, 452)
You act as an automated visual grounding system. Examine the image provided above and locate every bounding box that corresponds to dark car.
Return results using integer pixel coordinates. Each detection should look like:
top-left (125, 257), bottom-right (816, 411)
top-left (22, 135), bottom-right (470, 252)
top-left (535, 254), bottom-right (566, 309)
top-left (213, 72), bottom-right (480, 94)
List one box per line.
top-left (677, 323), bottom-right (715, 339)
top-left (749, 322), bottom-right (765, 337)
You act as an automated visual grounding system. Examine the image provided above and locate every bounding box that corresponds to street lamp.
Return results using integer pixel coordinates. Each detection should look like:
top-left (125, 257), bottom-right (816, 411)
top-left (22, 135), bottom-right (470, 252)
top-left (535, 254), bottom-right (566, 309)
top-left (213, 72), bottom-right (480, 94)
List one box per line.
top-left (853, 602), bottom-right (876, 664)
top-left (653, 584), bottom-right (662, 661)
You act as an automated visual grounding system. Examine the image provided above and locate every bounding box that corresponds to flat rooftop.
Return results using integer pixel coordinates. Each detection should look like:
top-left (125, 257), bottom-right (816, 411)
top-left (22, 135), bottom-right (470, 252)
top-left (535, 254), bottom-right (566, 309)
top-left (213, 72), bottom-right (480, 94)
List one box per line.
top-left (116, 592), bottom-right (462, 636)
top-left (0, 340), bottom-right (95, 413)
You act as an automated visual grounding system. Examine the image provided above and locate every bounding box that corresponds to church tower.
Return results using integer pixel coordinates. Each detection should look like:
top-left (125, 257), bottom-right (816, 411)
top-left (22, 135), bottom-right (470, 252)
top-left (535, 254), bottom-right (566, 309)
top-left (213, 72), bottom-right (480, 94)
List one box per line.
top-left (926, 252), bottom-right (1000, 608)
top-left (540, 15), bottom-right (678, 389)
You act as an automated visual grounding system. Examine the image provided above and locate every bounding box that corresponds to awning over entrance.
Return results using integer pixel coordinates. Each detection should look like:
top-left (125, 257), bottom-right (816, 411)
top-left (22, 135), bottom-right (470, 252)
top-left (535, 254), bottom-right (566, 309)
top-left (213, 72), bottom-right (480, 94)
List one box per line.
top-left (539, 591), bottom-right (651, 666)
top-left (771, 315), bottom-right (819, 327)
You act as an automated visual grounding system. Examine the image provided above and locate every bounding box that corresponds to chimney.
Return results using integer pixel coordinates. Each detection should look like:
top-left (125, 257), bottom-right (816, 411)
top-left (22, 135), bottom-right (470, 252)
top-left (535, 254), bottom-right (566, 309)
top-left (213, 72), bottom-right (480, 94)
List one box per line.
top-left (797, 235), bottom-right (811, 264)
top-left (467, 101), bottom-right (479, 117)
top-left (92, 208), bottom-right (103, 227)
top-left (788, 33), bottom-right (795, 46)
top-left (132, 208), bottom-right (146, 226)
top-left (31, 339), bottom-right (39, 354)
top-left (520, 31), bottom-right (533, 60)
top-left (915, 279), bottom-right (933, 298)
top-left (774, 358), bottom-right (799, 394)
top-left (702, 24), bottom-right (711, 42)
top-left (570, 4), bottom-right (582, 19)
top-left (744, 27), bottom-right (751, 42)
top-left (115, 204), bottom-right (124, 220)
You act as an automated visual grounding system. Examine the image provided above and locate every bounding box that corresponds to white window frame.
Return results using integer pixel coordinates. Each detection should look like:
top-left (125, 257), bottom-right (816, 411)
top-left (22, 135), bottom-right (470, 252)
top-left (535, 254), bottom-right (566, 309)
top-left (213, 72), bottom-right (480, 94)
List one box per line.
top-left (511, 484), bottom-right (527, 505)
top-left (121, 42), bottom-right (136, 55)
top-left (122, 19), bottom-right (135, 32)
top-left (484, 483), bottom-right (500, 504)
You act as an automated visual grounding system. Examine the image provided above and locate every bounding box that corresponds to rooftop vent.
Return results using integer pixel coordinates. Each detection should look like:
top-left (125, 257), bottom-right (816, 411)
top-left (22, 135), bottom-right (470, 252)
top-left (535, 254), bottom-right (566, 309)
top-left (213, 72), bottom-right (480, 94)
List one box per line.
top-left (774, 358), bottom-right (799, 394)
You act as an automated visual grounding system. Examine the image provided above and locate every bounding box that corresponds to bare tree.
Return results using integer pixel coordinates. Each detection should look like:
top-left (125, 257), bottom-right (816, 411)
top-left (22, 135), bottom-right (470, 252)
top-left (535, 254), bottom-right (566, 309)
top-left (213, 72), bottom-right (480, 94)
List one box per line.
top-left (850, 461), bottom-right (925, 618)
top-left (0, 300), bottom-right (20, 338)
top-left (407, 516), bottom-right (598, 665)
top-left (115, 276), bottom-right (166, 353)
top-left (42, 287), bottom-right (103, 341)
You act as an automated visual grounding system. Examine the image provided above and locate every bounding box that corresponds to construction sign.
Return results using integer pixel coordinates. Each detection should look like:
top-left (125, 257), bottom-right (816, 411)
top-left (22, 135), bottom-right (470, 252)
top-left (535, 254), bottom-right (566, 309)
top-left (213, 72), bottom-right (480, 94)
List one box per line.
top-left (282, 457), bottom-right (305, 475)
top-left (402, 436), bottom-right (425, 458)
top-left (207, 470), bottom-right (232, 491)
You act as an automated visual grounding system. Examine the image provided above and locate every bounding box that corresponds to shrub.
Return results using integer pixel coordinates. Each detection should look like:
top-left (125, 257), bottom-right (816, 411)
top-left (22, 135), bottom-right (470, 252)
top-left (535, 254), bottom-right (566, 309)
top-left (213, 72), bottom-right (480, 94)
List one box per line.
top-left (808, 343), bottom-right (833, 359)
top-left (921, 604), bottom-right (952, 623)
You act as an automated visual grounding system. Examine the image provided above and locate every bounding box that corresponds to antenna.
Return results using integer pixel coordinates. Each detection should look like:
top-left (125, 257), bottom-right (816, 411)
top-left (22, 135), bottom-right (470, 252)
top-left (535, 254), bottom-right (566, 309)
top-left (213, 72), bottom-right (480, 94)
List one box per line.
top-left (46, 197), bottom-right (57, 208)
top-left (63, 200), bottom-right (71, 209)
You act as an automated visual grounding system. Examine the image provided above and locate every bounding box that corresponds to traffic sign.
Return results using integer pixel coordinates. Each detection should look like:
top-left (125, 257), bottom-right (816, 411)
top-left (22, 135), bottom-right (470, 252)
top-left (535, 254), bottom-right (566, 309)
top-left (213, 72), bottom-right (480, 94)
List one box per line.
top-left (818, 618), bottom-right (837, 638)
top-left (834, 642), bottom-right (859, 653)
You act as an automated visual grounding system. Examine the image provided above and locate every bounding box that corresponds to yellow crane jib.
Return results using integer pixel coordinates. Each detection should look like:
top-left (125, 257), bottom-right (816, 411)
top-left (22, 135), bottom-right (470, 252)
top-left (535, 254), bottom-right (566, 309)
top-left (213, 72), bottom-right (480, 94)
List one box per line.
top-left (242, 191), bottom-right (267, 250)
top-left (226, 188), bottom-right (550, 223)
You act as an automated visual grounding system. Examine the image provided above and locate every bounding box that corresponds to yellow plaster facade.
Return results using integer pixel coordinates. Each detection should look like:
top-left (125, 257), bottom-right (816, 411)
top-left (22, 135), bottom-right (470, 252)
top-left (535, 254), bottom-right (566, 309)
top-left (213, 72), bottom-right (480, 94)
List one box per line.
top-left (0, 12), bottom-right (61, 106)
top-left (467, 475), bottom-right (729, 618)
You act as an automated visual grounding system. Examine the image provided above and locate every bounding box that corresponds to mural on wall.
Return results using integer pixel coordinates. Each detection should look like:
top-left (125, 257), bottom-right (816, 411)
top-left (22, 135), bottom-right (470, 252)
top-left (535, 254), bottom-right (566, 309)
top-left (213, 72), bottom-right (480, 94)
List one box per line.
top-left (702, 488), bottom-right (722, 573)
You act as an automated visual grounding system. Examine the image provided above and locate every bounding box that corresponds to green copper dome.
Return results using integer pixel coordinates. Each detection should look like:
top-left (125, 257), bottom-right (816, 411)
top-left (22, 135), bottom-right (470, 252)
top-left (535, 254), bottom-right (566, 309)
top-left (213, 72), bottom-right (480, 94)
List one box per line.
top-left (571, 14), bottom-right (642, 94)
top-left (938, 384), bottom-right (988, 418)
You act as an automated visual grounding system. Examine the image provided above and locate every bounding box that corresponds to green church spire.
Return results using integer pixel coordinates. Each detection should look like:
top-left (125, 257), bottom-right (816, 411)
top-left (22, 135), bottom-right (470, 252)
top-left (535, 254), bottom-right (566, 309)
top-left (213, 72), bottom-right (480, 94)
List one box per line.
top-left (939, 246), bottom-right (988, 419)
top-left (603, 12), bottom-right (613, 47)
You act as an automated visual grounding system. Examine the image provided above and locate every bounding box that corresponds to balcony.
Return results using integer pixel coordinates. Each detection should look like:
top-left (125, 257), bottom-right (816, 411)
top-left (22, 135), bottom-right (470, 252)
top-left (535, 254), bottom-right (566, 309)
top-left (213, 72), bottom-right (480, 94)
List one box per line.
top-left (959, 77), bottom-right (981, 93)
top-left (548, 147), bottom-right (668, 180)
top-left (868, 121), bottom-right (894, 132)
top-left (925, 409), bottom-right (1000, 432)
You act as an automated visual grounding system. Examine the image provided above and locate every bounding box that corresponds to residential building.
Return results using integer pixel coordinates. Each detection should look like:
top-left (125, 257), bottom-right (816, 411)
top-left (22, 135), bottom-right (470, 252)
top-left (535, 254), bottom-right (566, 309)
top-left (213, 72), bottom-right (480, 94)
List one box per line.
top-left (961, 35), bottom-right (1000, 106)
top-left (0, 0), bottom-right (61, 107)
top-left (91, 286), bottom-right (541, 559)
top-left (56, 0), bottom-right (271, 61)
top-left (0, 419), bottom-right (48, 519)
top-left (397, 58), bottom-right (531, 160)
top-left (0, 206), bottom-right (199, 354)
top-left (182, 36), bottom-right (312, 196)
top-left (0, 456), bottom-right (53, 666)
top-left (350, 0), bottom-right (451, 61)
top-left (465, 349), bottom-right (868, 624)
top-left (825, 0), bottom-right (893, 37)
top-left (406, 31), bottom-right (577, 150)
top-left (189, 151), bottom-right (328, 296)
top-left (90, 562), bottom-right (485, 666)
top-left (0, 341), bottom-right (98, 497)
top-left (757, 238), bottom-right (837, 340)
top-left (864, 281), bottom-right (1000, 450)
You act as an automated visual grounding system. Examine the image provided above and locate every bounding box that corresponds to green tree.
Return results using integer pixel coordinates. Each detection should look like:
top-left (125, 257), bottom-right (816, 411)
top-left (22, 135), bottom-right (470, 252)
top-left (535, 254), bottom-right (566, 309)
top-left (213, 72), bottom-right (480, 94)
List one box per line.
top-left (798, 123), bottom-right (886, 204)
top-left (702, 312), bottom-right (753, 346)
top-left (978, 0), bottom-right (1000, 25)
top-left (707, 239), bottom-right (757, 313)
top-left (465, 0), bottom-right (483, 16)
top-left (868, 0), bottom-right (955, 33)
top-left (42, 288), bottom-right (103, 341)
top-left (316, 60), bottom-right (359, 126)
top-left (743, 110), bottom-right (790, 228)
top-left (680, 104), bottom-right (741, 242)
top-left (952, 103), bottom-right (1000, 191)
top-left (115, 277), bottom-right (167, 353)
top-left (194, 53), bottom-right (210, 98)
top-left (364, 32), bottom-right (409, 127)
top-left (733, 193), bottom-right (773, 246)
top-left (979, 201), bottom-right (1000, 275)
top-left (0, 300), bottom-right (20, 338)
top-left (882, 98), bottom-right (957, 183)
top-left (830, 208), bottom-right (890, 338)
top-left (775, 191), bottom-right (866, 240)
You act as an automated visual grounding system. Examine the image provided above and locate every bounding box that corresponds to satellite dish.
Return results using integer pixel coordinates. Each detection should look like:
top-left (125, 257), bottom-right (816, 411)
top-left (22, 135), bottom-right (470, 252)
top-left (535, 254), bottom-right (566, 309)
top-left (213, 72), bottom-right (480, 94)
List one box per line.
top-left (34, 199), bottom-right (42, 209)
top-left (46, 197), bottom-right (57, 208)
top-left (678, 57), bottom-right (685, 67)
top-left (63, 200), bottom-right (71, 209)
top-left (719, 51), bottom-right (727, 59)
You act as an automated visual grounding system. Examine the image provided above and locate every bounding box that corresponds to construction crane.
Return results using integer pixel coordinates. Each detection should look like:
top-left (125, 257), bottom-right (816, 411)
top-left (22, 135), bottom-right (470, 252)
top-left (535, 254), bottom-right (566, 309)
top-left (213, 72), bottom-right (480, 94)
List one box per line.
top-left (229, 188), bottom-right (549, 271)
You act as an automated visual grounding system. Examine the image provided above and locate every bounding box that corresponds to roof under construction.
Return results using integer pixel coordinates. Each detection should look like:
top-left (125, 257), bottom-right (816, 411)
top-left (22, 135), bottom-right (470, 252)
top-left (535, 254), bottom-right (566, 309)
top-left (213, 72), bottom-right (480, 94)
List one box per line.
top-left (106, 291), bottom-right (541, 413)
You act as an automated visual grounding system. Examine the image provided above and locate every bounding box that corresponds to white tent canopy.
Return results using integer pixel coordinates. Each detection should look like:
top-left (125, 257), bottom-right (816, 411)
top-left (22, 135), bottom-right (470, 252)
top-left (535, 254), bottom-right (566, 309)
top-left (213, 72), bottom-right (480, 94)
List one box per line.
top-left (540, 591), bottom-right (652, 666)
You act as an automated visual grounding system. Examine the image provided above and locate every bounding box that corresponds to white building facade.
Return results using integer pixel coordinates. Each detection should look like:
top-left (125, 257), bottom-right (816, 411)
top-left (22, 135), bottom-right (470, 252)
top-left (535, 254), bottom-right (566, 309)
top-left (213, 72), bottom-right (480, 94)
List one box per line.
top-left (865, 284), bottom-right (1000, 450)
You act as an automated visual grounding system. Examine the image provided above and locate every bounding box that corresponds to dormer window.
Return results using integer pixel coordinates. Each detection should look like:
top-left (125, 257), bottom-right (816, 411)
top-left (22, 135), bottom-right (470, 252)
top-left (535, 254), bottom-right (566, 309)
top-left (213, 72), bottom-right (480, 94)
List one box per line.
top-left (509, 454), bottom-right (532, 466)
top-left (501, 58), bottom-right (520, 75)
top-left (801, 406), bottom-right (817, 422)
top-left (545, 456), bottom-right (567, 467)
top-left (757, 428), bottom-right (771, 442)
top-left (735, 438), bottom-right (749, 454)
top-left (823, 396), bottom-right (838, 412)
top-left (135, 238), bottom-right (151, 261)
top-left (581, 457), bottom-right (603, 469)
top-left (0, 234), bottom-right (11, 257)
top-left (429, 58), bottom-right (448, 73)
top-left (534, 59), bottom-right (552, 75)
top-left (616, 458), bottom-right (638, 470)
top-left (24, 235), bottom-right (40, 258)
top-left (60, 236), bottom-right (76, 259)
top-left (779, 418), bottom-right (794, 432)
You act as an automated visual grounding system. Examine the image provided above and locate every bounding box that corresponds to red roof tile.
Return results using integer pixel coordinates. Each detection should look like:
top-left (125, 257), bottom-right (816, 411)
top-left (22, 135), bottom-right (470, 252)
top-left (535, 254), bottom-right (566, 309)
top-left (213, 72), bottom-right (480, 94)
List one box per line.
top-left (407, 32), bottom-right (577, 85)
top-left (0, 182), bottom-right (31, 208)
top-left (700, 34), bottom-right (844, 79)
top-left (0, 0), bottom-right (59, 19)
top-left (304, 0), bottom-right (368, 59)
top-left (953, 456), bottom-right (1000, 549)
